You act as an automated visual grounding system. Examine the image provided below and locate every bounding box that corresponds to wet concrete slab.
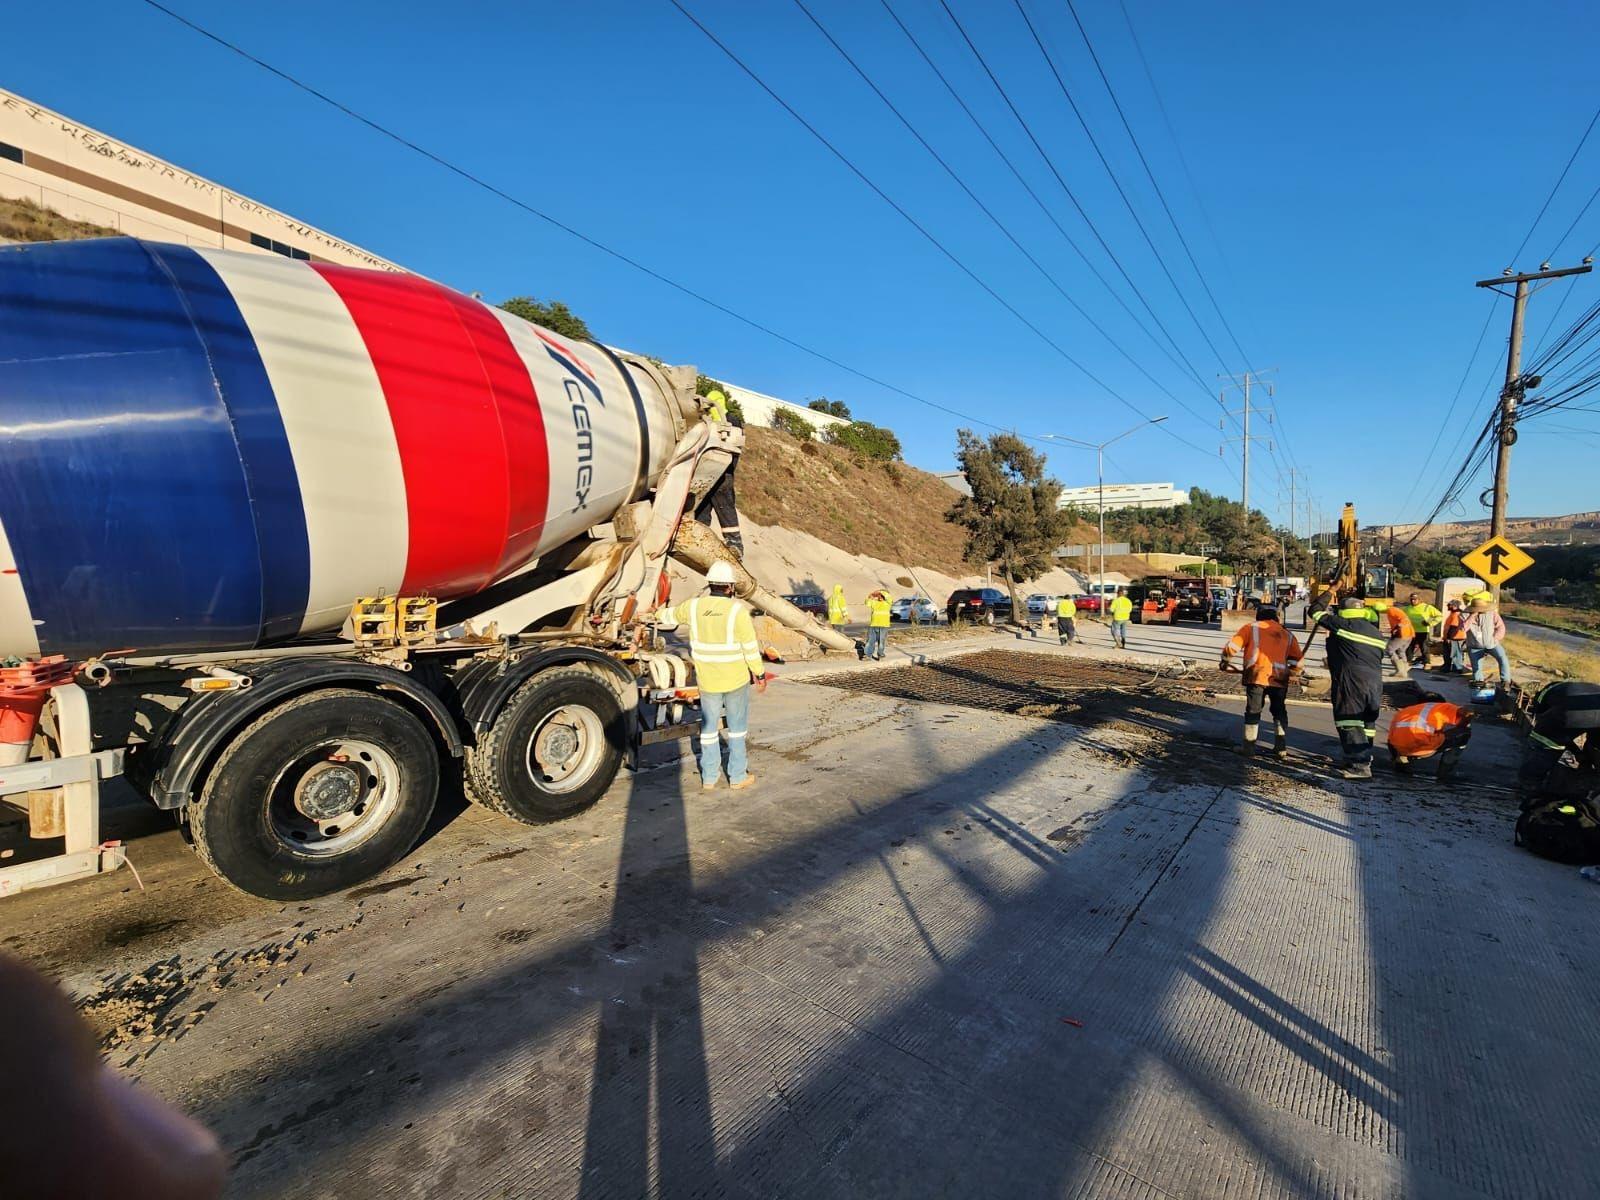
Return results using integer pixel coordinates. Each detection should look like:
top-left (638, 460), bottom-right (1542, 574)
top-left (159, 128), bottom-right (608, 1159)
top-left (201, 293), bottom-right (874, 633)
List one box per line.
top-left (0, 642), bottom-right (1587, 1198)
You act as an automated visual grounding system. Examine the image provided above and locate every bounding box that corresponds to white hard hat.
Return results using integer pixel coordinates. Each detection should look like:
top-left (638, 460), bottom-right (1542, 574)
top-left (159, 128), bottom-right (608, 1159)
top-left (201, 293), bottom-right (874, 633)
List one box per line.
top-left (706, 560), bottom-right (738, 585)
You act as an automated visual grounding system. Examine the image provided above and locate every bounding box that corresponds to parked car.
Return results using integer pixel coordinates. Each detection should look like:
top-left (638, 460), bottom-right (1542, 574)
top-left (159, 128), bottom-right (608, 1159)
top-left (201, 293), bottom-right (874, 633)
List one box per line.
top-left (890, 596), bottom-right (938, 623)
top-left (1069, 592), bottom-right (1102, 616)
top-left (1025, 593), bottom-right (1057, 615)
top-left (946, 588), bottom-right (1013, 625)
top-left (782, 593), bottom-right (828, 620)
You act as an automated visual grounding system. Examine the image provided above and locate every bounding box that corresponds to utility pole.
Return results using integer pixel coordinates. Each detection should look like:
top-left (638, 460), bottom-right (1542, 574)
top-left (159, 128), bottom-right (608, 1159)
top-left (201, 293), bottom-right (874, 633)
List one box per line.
top-left (1474, 260), bottom-right (1592, 546)
top-left (1219, 369), bottom-right (1275, 515)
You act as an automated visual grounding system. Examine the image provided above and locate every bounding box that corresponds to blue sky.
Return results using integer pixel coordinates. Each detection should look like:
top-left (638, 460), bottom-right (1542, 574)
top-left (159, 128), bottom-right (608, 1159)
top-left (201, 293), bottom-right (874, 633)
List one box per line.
top-left (8, 1), bottom-right (1598, 529)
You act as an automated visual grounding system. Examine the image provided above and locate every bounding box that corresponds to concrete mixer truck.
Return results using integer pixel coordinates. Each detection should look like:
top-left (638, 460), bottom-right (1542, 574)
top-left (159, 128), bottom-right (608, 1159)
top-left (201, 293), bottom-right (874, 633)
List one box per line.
top-left (0, 237), bottom-right (854, 900)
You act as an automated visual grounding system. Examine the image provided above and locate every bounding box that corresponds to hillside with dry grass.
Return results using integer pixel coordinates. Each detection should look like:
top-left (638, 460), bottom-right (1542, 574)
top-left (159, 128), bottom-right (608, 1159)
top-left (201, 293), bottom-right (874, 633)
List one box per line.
top-left (736, 427), bottom-right (1106, 579)
top-left (737, 428), bottom-right (973, 574)
top-left (0, 196), bottom-right (119, 243)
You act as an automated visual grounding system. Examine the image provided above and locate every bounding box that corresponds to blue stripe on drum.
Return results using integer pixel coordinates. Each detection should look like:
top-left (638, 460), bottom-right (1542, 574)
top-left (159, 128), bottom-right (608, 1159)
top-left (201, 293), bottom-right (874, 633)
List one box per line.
top-left (0, 238), bottom-right (266, 655)
top-left (147, 245), bottom-right (310, 642)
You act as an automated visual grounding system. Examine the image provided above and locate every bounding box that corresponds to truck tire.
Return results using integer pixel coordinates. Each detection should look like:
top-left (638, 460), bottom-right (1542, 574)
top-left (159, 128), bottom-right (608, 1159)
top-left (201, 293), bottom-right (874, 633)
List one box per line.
top-left (464, 665), bottom-right (625, 825)
top-left (189, 689), bottom-right (439, 900)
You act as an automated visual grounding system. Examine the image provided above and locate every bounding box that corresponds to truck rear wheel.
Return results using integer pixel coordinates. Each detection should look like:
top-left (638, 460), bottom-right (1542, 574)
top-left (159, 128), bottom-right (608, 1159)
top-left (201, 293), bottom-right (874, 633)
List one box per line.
top-left (464, 665), bottom-right (625, 825)
top-left (189, 689), bottom-right (439, 900)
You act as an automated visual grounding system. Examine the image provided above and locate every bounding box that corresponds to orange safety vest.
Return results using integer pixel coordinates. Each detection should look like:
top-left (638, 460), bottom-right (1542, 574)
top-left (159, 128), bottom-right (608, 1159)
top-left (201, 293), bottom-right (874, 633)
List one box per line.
top-left (1222, 620), bottom-right (1304, 686)
top-left (1442, 610), bottom-right (1466, 641)
top-left (1386, 701), bottom-right (1467, 758)
top-left (1383, 606), bottom-right (1414, 639)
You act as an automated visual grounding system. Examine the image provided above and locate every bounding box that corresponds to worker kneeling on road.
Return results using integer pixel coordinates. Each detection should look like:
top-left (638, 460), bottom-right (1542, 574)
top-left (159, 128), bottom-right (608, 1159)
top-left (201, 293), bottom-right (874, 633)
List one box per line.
top-left (864, 590), bottom-right (892, 661)
top-left (1220, 604), bottom-right (1302, 759)
top-left (1055, 594), bottom-right (1077, 646)
top-left (1386, 694), bottom-right (1473, 780)
top-left (655, 560), bottom-right (768, 792)
top-left (1310, 589), bottom-right (1388, 779)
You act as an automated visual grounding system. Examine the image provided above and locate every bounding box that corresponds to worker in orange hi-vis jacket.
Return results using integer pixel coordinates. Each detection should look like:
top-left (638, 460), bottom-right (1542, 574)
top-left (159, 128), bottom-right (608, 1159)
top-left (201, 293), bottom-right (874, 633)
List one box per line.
top-left (1220, 604), bottom-right (1304, 759)
top-left (1385, 694), bottom-right (1473, 780)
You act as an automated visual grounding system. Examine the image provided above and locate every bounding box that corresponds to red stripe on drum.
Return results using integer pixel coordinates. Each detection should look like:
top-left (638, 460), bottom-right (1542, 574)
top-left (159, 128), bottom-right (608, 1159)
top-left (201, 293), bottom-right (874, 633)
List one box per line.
top-left (437, 290), bottom-right (551, 581)
top-left (312, 266), bottom-right (509, 596)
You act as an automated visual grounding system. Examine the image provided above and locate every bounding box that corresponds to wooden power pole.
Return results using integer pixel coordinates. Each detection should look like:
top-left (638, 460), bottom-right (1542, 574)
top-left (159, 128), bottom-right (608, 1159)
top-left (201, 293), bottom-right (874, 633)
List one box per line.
top-left (1474, 261), bottom-right (1592, 542)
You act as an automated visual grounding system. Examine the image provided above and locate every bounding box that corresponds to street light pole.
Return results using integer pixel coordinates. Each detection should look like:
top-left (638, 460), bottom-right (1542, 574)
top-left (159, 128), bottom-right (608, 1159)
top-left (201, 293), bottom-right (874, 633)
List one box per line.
top-left (1041, 416), bottom-right (1168, 606)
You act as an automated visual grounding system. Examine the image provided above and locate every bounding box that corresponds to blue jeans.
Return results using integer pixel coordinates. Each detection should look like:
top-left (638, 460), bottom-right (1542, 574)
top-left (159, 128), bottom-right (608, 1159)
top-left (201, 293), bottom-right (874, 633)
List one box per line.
top-left (865, 626), bottom-right (889, 659)
top-left (699, 684), bottom-right (750, 785)
top-left (1445, 640), bottom-right (1464, 672)
top-left (1111, 619), bottom-right (1129, 648)
top-left (1469, 644), bottom-right (1512, 685)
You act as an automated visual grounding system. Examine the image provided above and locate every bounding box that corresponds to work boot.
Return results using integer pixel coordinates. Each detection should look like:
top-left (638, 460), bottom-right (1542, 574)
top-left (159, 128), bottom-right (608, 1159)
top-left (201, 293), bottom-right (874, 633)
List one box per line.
top-left (728, 774), bottom-right (757, 791)
top-left (1338, 761), bottom-right (1373, 780)
top-left (1273, 733), bottom-right (1289, 759)
top-left (701, 777), bottom-right (720, 792)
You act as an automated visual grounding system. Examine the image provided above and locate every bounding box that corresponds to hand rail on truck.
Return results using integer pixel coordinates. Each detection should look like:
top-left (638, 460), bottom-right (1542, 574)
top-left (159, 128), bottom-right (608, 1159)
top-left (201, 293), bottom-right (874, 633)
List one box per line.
top-left (0, 683), bottom-right (125, 898)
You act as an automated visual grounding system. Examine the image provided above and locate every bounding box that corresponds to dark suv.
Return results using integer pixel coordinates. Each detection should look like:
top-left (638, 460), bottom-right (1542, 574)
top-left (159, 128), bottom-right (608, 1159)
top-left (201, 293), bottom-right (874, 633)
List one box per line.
top-left (782, 593), bottom-right (828, 620)
top-left (946, 588), bottom-right (1013, 625)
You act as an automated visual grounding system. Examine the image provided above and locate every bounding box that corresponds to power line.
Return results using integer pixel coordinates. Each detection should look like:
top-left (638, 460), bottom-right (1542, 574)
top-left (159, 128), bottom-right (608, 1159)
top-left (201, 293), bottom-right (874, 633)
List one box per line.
top-left (1009, 0), bottom-right (1233, 378)
top-left (1059, 0), bottom-right (1301, 478)
top-left (1510, 104), bottom-right (1600, 265)
top-left (874, 0), bottom-right (1227, 429)
top-left (136, 0), bottom-right (1107, 445)
top-left (666, 0), bottom-right (1220, 456)
top-left (1393, 299), bottom-right (1498, 519)
top-left (931, 0), bottom-right (1221, 406)
top-left (789, 0), bottom-right (1224, 440)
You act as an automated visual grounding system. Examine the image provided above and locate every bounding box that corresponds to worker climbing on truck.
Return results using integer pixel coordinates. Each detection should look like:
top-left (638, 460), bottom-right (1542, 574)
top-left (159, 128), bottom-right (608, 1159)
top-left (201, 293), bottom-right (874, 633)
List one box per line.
top-left (695, 388), bottom-right (745, 557)
top-left (1220, 604), bottom-right (1303, 758)
top-left (655, 560), bottom-right (768, 792)
top-left (1310, 588), bottom-right (1388, 779)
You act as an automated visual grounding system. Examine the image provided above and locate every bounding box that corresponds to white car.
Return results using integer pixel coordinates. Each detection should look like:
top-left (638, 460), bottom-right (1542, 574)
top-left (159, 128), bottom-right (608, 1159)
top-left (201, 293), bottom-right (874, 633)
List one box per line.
top-left (890, 596), bottom-right (938, 622)
top-left (1025, 594), bottom-right (1057, 614)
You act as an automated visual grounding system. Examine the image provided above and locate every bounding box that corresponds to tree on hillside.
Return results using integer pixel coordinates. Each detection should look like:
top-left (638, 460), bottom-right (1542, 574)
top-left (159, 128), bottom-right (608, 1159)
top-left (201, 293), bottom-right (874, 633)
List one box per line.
top-left (825, 420), bottom-right (901, 462)
top-left (498, 297), bottom-right (593, 341)
top-left (946, 430), bottom-right (1071, 618)
top-left (808, 397), bottom-right (852, 419)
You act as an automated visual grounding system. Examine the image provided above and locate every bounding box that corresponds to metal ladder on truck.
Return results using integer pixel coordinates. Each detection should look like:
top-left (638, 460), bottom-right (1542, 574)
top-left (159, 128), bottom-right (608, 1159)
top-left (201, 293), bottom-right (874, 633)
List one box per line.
top-left (0, 663), bottom-right (125, 897)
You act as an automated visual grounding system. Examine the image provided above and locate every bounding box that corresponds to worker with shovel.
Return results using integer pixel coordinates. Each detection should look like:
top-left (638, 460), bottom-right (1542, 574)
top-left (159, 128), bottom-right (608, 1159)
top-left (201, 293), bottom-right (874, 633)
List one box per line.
top-left (1220, 604), bottom-right (1303, 758)
top-left (1310, 589), bottom-right (1388, 779)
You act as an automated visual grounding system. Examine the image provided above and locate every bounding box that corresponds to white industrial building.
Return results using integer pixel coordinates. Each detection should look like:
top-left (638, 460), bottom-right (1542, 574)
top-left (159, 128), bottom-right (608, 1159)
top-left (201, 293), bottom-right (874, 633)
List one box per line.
top-left (0, 87), bottom-right (400, 269)
top-left (718, 382), bottom-right (850, 438)
top-left (1057, 482), bottom-right (1189, 512)
top-left (1, 86), bottom-right (853, 439)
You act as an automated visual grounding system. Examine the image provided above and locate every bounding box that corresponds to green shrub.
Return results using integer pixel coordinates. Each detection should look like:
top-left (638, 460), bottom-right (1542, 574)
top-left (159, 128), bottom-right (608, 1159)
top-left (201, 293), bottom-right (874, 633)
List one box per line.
top-left (825, 420), bottom-right (901, 461)
top-left (771, 408), bottom-right (817, 440)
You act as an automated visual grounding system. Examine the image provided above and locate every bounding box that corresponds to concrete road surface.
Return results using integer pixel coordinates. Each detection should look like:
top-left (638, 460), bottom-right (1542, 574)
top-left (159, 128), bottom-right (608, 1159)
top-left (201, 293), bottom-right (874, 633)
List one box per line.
top-left (2, 633), bottom-right (1586, 1199)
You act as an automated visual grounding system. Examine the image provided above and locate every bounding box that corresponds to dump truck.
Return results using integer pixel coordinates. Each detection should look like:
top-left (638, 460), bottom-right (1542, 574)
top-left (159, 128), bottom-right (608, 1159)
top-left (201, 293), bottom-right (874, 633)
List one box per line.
top-left (0, 237), bottom-right (852, 900)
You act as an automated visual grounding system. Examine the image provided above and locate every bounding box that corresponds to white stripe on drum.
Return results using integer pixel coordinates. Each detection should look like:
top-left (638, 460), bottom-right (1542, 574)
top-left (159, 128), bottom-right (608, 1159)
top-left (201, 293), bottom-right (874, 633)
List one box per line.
top-left (0, 513), bottom-right (41, 659)
top-left (196, 250), bottom-right (409, 634)
top-left (487, 309), bottom-right (646, 556)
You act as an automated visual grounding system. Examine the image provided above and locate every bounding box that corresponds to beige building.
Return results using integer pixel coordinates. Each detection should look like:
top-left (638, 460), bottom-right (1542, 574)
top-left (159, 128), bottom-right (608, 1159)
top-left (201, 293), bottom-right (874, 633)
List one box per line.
top-left (1, 86), bottom-right (860, 439)
top-left (0, 86), bottom-right (399, 270)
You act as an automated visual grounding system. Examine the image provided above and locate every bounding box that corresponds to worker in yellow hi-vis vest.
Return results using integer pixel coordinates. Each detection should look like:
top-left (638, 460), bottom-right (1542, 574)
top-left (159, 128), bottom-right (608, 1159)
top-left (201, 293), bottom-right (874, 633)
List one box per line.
top-left (864, 590), bottom-right (892, 660)
top-left (656, 560), bottom-right (768, 791)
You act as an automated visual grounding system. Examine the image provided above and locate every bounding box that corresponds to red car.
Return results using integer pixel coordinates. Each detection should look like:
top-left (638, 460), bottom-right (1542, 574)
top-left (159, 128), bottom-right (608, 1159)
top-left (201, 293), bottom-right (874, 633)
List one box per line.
top-left (1068, 593), bottom-right (1102, 616)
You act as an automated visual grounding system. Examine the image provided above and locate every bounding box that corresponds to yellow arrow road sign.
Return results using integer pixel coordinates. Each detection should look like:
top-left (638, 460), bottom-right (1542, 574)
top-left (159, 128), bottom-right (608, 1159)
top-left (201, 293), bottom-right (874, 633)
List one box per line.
top-left (1460, 535), bottom-right (1534, 584)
